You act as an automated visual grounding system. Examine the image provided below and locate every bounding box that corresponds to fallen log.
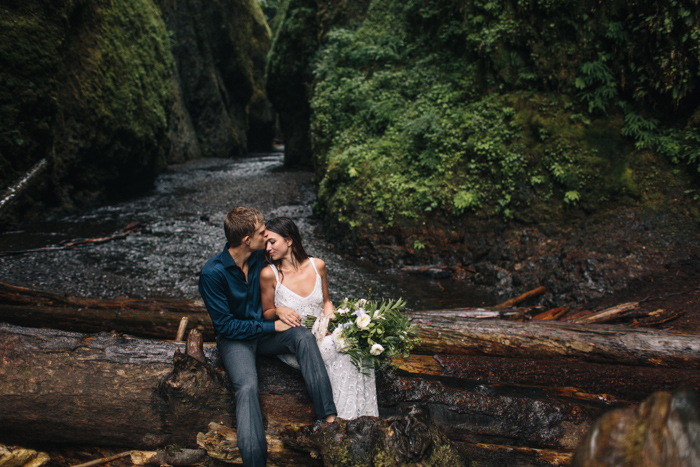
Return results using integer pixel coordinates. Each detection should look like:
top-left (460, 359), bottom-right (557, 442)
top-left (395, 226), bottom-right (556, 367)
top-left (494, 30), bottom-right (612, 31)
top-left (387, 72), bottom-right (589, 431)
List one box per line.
top-left (0, 323), bottom-right (610, 464)
top-left (394, 354), bottom-right (700, 404)
top-left (0, 222), bottom-right (145, 257)
top-left (409, 310), bottom-right (700, 368)
top-left (0, 282), bottom-right (213, 340)
top-left (2, 283), bottom-right (698, 370)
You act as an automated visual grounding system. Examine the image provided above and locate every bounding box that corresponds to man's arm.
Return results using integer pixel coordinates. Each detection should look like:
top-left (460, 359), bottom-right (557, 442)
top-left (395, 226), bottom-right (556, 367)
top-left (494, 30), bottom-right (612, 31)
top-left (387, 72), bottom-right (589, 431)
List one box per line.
top-left (199, 268), bottom-right (275, 339)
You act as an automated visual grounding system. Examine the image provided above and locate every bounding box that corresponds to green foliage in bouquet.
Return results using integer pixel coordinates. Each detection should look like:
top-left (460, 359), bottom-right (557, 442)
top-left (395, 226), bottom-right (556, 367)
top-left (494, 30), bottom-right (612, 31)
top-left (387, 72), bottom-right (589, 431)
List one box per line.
top-left (305, 297), bottom-right (421, 373)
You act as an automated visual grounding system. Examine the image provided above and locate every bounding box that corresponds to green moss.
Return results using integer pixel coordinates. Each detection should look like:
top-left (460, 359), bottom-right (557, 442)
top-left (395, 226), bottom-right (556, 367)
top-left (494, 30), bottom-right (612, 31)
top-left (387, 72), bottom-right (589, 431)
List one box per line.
top-left (0, 2), bottom-right (66, 189)
top-left (0, 0), bottom-right (175, 219)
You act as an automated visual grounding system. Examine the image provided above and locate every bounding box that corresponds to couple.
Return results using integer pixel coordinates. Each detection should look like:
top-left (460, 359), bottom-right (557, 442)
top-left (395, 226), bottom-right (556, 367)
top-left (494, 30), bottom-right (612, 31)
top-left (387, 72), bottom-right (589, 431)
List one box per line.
top-left (198, 206), bottom-right (378, 467)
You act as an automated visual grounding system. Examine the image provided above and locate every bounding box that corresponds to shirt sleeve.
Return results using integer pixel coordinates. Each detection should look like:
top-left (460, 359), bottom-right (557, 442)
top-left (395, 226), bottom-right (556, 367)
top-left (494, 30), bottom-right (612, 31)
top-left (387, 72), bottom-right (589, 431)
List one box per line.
top-left (198, 267), bottom-right (275, 340)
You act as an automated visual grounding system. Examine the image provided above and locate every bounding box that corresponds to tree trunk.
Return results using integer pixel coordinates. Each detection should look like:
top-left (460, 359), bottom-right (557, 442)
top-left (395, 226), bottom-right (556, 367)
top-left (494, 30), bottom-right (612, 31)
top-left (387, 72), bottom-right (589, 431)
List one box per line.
top-left (0, 323), bottom-right (609, 463)
top-left (2, 282), bottom-right (698, 369)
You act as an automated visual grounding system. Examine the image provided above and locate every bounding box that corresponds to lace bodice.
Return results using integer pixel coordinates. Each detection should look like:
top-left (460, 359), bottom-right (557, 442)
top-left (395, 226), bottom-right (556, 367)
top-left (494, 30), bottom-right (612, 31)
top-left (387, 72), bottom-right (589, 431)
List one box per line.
top-left (270, 261), bottom-right (324, 323)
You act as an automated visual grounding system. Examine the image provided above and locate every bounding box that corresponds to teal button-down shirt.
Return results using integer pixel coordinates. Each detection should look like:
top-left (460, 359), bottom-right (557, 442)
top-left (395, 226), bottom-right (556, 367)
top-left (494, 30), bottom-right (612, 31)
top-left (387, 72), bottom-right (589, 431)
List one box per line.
top-left (198, 244), bottom-right (275, 340)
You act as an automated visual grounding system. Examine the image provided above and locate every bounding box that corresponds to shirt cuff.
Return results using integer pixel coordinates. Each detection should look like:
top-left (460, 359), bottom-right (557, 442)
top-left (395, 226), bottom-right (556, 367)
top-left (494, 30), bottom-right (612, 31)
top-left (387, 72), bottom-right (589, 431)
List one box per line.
top-left (261, 321), bottom-right (276, 334)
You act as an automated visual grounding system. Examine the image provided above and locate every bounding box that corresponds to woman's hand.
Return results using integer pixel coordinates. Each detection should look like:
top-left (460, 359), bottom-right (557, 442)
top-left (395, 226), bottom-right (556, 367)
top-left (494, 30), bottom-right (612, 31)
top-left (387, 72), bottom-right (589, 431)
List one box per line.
top-left (275, 320), bottom-right (292, 332)
top-left (276, 306), bottom-right (302, 327)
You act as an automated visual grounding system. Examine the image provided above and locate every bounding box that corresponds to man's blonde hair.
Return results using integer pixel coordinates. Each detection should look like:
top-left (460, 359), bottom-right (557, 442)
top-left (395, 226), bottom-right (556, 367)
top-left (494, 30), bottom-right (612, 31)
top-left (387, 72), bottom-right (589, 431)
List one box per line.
top-left (224, 207), bottom-right (264, 247)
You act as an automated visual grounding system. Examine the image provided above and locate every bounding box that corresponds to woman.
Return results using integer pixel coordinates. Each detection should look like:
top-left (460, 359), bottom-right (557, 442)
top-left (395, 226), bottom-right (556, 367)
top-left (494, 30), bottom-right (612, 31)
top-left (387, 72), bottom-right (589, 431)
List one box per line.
top-left (260, 216), bottom-right (378, 420)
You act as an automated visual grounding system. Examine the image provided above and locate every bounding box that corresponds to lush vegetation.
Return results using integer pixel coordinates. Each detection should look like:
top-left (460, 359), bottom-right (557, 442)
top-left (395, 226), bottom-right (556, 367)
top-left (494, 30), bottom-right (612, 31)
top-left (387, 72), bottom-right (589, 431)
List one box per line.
top-left (309, 0), bottom-right (700, 241)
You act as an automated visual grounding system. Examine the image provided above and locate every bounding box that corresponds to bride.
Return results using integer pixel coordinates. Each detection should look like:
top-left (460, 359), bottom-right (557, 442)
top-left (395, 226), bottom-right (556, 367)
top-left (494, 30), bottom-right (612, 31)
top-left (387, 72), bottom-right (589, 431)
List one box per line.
top-left (260, 216), bottom-right (378, 419)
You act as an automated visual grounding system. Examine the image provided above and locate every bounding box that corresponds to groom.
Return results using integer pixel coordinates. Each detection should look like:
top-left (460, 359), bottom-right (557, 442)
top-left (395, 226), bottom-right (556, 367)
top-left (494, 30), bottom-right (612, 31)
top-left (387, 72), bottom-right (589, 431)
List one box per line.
top-left (198, 206), bottom-right (337, 467)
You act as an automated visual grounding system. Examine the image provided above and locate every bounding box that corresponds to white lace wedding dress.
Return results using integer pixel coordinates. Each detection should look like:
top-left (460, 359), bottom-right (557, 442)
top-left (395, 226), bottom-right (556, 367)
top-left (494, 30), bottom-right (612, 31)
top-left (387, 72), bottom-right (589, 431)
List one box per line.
top-left (271, 261), bottom-right (379, 419)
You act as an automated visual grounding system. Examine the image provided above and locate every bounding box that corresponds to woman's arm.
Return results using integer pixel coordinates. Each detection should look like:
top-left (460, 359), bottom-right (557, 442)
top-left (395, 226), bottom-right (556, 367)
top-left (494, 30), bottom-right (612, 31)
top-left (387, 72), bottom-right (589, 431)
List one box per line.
top-left (314, 258), bottom-right (335, 318)
top-left (260, 265), bottom-right (301, 326)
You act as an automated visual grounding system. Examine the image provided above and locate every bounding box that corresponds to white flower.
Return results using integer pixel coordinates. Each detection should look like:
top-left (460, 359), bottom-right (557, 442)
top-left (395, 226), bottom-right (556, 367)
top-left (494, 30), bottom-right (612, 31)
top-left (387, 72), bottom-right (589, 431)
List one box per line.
top-left (357, 299), bottom-right (368, 306)
top-left (370, 343), bottom-right (384, 356)
top-left (336, 307), bottom-right (350, 315)
top-left (332, 327), bottom-right (350, 351)
top-left (356, 313), bottom-right (371, 329)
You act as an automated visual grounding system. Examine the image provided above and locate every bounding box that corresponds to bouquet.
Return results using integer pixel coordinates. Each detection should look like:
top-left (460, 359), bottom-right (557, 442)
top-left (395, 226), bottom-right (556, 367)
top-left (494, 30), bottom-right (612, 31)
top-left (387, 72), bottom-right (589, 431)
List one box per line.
top-left (305, 297), bottom-right (421, 372)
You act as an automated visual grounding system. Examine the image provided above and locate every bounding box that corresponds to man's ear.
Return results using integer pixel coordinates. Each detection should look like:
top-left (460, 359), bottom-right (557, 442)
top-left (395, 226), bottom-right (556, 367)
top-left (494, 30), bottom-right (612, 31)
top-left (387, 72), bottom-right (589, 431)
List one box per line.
top-left (243, 235), bottom-right (251, 246)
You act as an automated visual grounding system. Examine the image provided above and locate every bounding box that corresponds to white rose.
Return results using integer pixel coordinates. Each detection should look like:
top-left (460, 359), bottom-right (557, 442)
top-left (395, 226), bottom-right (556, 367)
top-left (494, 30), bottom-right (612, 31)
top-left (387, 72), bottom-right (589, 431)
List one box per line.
top-left (336, 336), bottom-right (350, 352)
top-left (332, 328), bottom-right (349, 351)
top-left (356, 313), bottom-right (371, 329)
top-left (370, 343), bottom-right (384, 356)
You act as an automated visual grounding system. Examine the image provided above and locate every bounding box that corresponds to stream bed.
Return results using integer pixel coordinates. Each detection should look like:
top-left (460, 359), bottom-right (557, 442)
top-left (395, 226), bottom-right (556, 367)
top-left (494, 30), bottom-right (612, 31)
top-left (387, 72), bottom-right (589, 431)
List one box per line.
top-left (0, 153), bottom-right (492, 311)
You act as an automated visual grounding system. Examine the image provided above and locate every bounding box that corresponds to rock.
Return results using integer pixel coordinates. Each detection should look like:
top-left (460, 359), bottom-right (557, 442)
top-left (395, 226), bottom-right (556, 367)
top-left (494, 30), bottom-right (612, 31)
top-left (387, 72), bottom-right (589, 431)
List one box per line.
top-left (570, 386), bottom-right (700, 467)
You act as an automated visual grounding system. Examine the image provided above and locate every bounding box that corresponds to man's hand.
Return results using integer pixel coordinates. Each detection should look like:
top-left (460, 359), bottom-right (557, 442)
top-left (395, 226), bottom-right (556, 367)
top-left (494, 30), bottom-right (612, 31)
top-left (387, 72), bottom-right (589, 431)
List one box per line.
top-left (276, 306), bottom-right (302, 327)
top-left (275, 320), bottom-right (292, 332)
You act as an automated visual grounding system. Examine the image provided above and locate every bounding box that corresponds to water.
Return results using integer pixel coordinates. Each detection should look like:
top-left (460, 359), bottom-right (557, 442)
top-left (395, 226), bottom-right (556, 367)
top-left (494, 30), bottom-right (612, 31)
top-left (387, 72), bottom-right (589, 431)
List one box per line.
top-left (0, 153), bottom-right (493, 309)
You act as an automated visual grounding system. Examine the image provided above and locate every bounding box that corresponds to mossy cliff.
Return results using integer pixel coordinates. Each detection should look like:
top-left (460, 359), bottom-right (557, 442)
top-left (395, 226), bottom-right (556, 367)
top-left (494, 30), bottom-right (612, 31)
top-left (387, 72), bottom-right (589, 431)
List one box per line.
top-left (158, 0), bottom-right (273, 159)
top-left (272, 0), bottom-right (700, 304)
top-left (0, 0), bottom-right (272, 226)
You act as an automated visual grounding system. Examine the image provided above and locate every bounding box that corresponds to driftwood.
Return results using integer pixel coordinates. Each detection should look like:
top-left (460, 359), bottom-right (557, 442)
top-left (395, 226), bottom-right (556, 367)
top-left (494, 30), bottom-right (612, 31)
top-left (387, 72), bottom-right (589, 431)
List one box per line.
top-left (0, 223), bottom-right (145, 257)
top-left (0, 323), bottom-right (613, 465)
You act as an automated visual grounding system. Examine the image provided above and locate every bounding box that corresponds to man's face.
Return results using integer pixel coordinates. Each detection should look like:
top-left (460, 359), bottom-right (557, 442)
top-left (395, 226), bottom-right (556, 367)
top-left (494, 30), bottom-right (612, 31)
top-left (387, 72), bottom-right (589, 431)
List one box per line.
top-left (248, 222), bottom-right (267, 251)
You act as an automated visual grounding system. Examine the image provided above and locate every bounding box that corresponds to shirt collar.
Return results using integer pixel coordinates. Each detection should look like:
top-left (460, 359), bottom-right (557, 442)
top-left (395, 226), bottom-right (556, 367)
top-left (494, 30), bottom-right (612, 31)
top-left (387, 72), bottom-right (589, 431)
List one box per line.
top-left (219, 242), bottom-right (236, 269)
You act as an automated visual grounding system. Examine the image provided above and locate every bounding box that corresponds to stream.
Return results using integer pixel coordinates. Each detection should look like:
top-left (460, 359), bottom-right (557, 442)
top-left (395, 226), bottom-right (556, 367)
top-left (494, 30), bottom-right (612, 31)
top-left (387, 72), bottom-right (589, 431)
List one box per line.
top-left (0, 153), bottom-right (492, 310)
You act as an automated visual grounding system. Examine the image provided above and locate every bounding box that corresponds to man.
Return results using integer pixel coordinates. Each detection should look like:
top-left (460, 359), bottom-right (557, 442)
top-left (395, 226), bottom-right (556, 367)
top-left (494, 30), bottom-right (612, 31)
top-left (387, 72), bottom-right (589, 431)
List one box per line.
top-left (198, 206), bottom-right (336, 467)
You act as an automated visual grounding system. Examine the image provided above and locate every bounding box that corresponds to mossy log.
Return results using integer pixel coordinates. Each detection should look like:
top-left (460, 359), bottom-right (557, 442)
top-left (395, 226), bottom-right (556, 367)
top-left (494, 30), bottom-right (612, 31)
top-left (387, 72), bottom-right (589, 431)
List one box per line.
top-left (0, 323), bottom-right (611, 465)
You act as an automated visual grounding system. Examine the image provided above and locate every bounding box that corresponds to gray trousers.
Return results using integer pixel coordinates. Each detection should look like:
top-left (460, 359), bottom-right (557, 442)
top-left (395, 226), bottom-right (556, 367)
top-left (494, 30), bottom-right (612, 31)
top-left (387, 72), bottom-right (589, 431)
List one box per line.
top-left (217, 326), bottom-right (336, 467)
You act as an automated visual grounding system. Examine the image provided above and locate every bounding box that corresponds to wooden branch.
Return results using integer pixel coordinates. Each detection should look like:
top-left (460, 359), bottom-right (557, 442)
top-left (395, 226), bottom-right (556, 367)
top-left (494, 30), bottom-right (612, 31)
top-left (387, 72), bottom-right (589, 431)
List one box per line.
top-left (0, 158), bottom-right (47, 216)
top-left (492, 286), bottom-right (547, 308)
top-left (176, 316), bottom-right (189, 341)
top-left (0, 223), bottom-right (145, 257)
top-left (569, 302), bottom-right (639, 324)
top-left (533, 306), bottom-right (569, 321)
top-left (69, 451), bottom-right (130, 467)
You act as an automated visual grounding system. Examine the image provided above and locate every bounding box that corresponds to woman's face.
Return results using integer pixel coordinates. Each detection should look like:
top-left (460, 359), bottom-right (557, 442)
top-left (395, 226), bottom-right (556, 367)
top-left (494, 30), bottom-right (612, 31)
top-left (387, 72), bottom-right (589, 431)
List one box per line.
top-left (265, 230), bottom-right (292, 261)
